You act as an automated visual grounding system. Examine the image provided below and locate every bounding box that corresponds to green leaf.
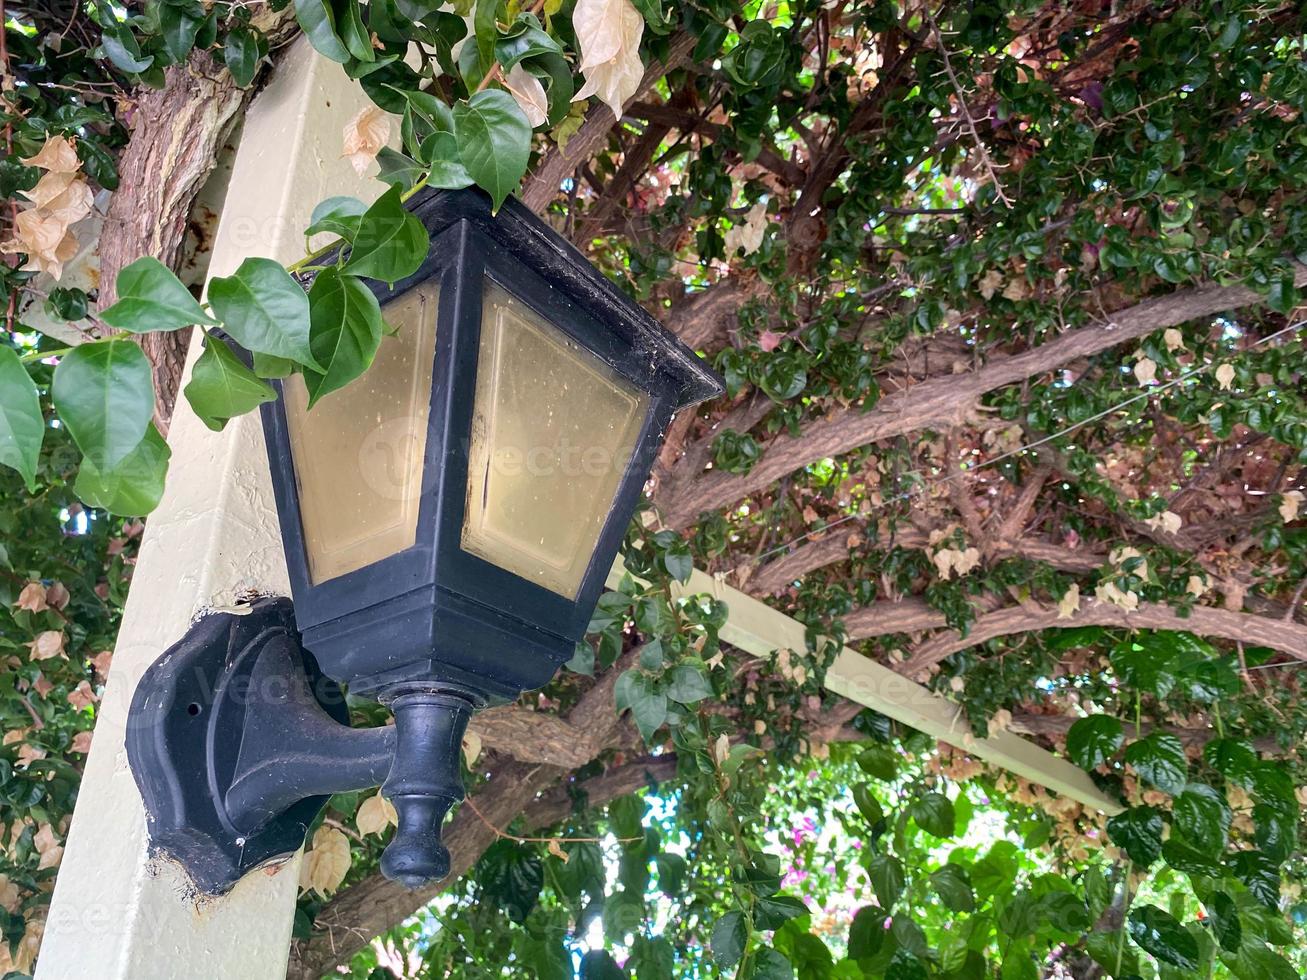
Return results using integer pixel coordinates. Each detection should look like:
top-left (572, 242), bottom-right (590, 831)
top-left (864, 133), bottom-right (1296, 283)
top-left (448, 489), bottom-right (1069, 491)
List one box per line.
top-left (711, 911), bottom-right (747, 969)
top-left (930, 865), bottom-right (975, 912)
top-left (1204, 738), bottom-right (1258, 785)
top-left (1222, 942), bottom-right (1299, 980)
top-left (335, 0), bottom-right (375, 61)
top-left (101, 29), bottom-right (154, 73)
top-left (453, 90), bottom-right (532, 211)
top-left (75, 424), bottom-right (171, 516)
top-left (1106, 806), bottom-right (1164, 866)
top-left (754, 894), bottom-right (808, 931)
top-left (293, 0), bottom-right (352, 62)
top-left (855, 744), bottom-right (898, 781)
top-left (1229, 850), bottom-right (1281, 908)
top-left (749, 948), bottom-right (795, 980)
top-left (303, 268), bottom-right (384, 406)
top-left (662, 542), bottom-right (693, 583)
top-left (182, 336), bottom-right (276, 432)
top-left (665, 664), bottom-right (712, 704)
top-left (565, 641), bottom-right (594, 675)
top-left (495, 19), bottom-right (564, 70)
top-left (421, 132), bottom-right (475, 188)
top-left (159, 4), bottom-right (203, 62)
top-left (253, 352), bottom-right (297, 379)
top-left (1124, 732), bottom-right (1188, 795)
top-left (613, 669), bottom-right (667, 740)
top-left (0, 346), bottom-right (43, 490)
top-left (1253, 803), bottom-right (1295, 863)
top-left (472, 0), bottom-right (497, 76)
top-left (1128, 905), bottom-right (1199, 970)
top-left (910, 792), bottom-right (954, 838)
top-left (99, 257), bottom-right (215, 333)
top-left (847, 905), bottom-right (886, 960)
top-left (852, 785), bottom-right (883, 826)
top-left (209, 257), bottom-right (316, 369)
top-left (867, 853), bottom-right (905, 909)
top-left (223, 27), bottom-right (265, 87)
top-left (1066, 715), bottom-right (1124, 770)
top-left (307, 196), bottom-right (368, 241)
top-left (374, 147), bottom-right (427, 192)
top-left (1207, 891), bottom-right (1242, 953)
top-left (51, 339), bottom-right (155, 470)
top-left (344, 185), bottom-right (430, 282)
top-left (1172, 783), bottom-right (1231, 855)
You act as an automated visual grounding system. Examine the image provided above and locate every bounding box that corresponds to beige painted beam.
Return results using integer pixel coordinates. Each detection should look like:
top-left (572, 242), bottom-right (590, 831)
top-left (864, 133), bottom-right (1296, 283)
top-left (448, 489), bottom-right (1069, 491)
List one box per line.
top-left (608, 559), bottom-right (1123, 815)
top-left (37, 41), bottom-right (389, 980)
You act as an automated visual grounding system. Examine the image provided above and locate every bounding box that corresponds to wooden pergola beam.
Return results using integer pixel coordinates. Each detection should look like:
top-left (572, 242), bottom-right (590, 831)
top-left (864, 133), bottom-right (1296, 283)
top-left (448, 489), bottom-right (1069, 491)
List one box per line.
top-left (608, 559), bottom-right (1124, 815)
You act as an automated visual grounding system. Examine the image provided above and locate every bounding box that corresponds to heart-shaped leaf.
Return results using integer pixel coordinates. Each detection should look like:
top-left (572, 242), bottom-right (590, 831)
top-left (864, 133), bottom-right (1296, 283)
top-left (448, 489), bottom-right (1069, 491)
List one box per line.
top-left (183, 335), bottom-right (276, 431)
top-left (75, 423), bottom-right (171, 516)
top-left (344, 184), bottom-right (430, 282)
top-left (99, 257), bottom-right (215, 333)
top-left (303, 268), bottom-right (383, 406)
top-left (209, 257), bottom-right (317, 369)
top-left (453, 90), bottom-right (532, 211)
top-left (52, 339), bottom-right (154, 470)
top-left (0, 346), bottom-right (43, 490)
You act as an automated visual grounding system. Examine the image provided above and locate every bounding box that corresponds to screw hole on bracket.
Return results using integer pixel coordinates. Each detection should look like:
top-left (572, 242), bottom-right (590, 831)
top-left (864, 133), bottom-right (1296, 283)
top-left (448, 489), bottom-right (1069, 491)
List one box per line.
top-left (187, 702), bottom-right (202, 717)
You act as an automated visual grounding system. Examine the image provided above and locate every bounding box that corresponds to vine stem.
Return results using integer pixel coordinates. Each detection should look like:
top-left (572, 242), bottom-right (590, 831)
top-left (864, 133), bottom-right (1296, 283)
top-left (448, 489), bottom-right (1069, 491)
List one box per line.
top-left (285, 174), bottom-right (431, 276)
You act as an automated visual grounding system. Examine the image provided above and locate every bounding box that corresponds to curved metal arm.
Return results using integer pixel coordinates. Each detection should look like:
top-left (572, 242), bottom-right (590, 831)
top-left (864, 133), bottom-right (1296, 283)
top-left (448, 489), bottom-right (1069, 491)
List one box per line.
top-left (223, 633), bottom-right (397, 833)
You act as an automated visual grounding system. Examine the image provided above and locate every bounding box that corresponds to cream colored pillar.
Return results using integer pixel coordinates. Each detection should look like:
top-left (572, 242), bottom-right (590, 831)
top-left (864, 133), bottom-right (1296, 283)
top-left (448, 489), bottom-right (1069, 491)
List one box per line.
top-left (37, 40), bottom-right (385, 980)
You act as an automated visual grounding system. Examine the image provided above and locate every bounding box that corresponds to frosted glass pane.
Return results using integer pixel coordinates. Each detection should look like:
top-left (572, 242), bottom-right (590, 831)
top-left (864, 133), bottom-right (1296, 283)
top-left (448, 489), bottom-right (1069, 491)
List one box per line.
top-left (284, 282), bottom-right (438, 584)
top-left (462, 281), bottom-right (649, 599)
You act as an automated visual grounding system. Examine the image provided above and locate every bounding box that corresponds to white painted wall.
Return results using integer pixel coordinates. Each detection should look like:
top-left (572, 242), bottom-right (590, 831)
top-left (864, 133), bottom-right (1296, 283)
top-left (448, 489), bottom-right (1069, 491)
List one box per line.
top-left (36, 41), bottom-right (385, 980)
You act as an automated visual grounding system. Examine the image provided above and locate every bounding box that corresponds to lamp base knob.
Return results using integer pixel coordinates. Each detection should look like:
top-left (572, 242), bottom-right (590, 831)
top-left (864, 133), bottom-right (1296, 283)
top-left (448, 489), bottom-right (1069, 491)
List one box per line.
top-left (379, 691), bottom-right (475, 890)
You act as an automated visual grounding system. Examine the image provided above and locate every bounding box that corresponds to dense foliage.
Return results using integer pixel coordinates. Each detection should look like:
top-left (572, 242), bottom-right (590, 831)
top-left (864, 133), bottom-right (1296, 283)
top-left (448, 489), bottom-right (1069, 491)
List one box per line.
top-left (1, 0), bottom-right (1307, 978)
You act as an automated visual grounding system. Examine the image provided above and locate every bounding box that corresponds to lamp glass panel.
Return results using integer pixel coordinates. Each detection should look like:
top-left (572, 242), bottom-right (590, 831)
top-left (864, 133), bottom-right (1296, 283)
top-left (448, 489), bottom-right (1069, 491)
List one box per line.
top-left (284, 282), bottom-right (438, 584)
top-left (462, 280), bottom-right (649, 599)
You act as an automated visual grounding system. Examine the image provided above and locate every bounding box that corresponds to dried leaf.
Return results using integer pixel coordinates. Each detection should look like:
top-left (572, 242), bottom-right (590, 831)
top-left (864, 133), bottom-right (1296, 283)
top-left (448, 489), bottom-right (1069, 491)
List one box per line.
top-left (16, 582), bottom-right (47, 613)
top-left (342, 105), bottom-right (392, 177)
top-left (462, 729), bottom-right (483, 765)
top-left (547, 838), bottom-right (569, 863)
top-left (70, 730), bottom-right (92, 754)
top-left (33, 824), bottom-right (62, 870)
top-left (978, 268), bottom-right (1004, 300)
top-left (302, 825), bottom-right (351, 896)
top-left (22, 135), bottom-right (80, 173)
top-left (27, 630), bottom-right (64, 661)
top-left (89, 649), bottom-right (113, 679)
top-left (66, 680), bottom-right (97, 709)
top-left (725, 203), bottom-right (768, 256)
top-left (1057, 583), bottom-right (1080, 620)
top-left (45, 582), bottom-right (69, 609)
top-left (0, 208), bottom-right (79, 279)
top-left (1133, 356), bottom-right (1157, 385)
top-left (571, 0), bottom-right (644, 120)
top-left (1214, 363), bottom-right (1235, 390)
top-left (505, 64), bottom-right (549, 128)
top-left (356, 793), bottom-right (398, 835)
top-left (1143, 510), bottom-right (1182, 535)
top-left (1163, 328), bottom-right (1184, 352)
top-left (1280, 490), bottom-right (1303, 524)
top-left (1186, 575), bottom-right (1207, 596)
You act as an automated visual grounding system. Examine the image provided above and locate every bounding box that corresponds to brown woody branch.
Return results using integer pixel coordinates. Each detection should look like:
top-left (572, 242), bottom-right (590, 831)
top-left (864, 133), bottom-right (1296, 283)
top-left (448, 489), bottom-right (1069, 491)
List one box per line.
top-left (656, 265), bottom-right (1307, 528)
top-left (898, 599), bottom-right (1307, 679)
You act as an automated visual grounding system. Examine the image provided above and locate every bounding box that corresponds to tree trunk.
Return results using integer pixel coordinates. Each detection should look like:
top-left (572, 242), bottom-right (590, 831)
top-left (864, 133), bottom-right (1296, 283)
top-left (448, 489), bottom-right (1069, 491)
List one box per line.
top-left (98, 10), bottom-right (296, 430)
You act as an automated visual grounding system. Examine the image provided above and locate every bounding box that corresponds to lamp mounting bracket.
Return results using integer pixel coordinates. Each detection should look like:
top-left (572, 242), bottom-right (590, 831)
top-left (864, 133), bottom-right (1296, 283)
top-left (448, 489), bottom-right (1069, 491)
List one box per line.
top-left (127, 597), bottom-right (473, 895)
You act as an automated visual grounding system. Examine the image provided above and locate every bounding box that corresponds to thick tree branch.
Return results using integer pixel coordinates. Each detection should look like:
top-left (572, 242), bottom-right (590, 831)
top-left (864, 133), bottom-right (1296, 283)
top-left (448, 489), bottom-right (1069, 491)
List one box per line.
top-left (98, 9), bottom-right (296, 429)
top-left (520, 33), bottom-right (694, 215)
top-left (657, 266), bottom-right (1307, 528)
top-left (899, 599), bottom-right (1307, 678)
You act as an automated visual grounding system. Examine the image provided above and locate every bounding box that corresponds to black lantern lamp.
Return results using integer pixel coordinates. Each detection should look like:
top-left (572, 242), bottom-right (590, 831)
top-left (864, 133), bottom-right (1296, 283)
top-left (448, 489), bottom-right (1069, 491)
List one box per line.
top-left (126, 188), bottom-right (722, 894)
